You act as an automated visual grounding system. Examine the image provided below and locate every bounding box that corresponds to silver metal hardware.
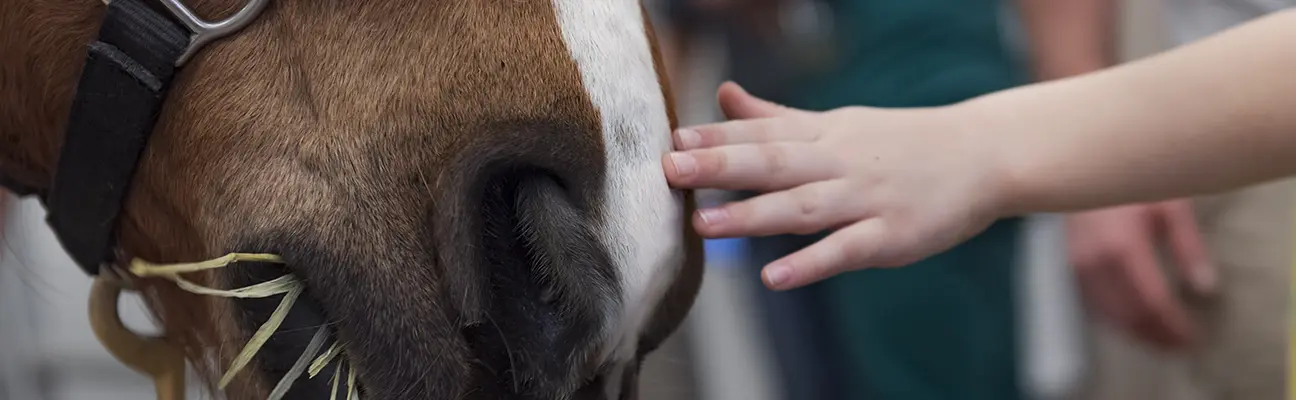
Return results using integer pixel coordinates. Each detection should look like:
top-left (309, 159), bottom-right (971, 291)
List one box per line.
top-left (156, 0), bottom-right (271, 66)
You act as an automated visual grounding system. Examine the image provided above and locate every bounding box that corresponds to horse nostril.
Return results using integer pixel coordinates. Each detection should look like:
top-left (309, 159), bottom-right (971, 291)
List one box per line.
top-left (464, 166), bottom-right (616, 396)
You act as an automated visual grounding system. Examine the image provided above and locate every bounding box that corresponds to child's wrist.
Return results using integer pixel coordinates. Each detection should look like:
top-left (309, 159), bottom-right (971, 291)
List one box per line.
top-left (949, 90), bottom-right (1033, 219)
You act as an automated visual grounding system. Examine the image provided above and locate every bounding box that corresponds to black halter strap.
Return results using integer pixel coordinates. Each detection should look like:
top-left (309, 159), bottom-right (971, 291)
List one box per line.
top-left (45, 0), bottom-right (189, 275)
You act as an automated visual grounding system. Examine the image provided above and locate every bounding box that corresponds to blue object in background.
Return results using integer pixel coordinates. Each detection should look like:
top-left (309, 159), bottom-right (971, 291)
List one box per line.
top-left (703, 238), bottom-right (748, 269)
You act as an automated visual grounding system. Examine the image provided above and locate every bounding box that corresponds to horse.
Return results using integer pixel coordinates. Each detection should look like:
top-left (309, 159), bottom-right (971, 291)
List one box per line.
top-left (0, 0), bottom-right (705, 399)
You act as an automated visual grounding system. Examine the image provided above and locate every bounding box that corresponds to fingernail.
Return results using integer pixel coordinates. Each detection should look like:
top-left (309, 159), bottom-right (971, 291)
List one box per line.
top-left (676, 129), bottom-right (701, 149)
top-left (669, 152), bottom-right (696, 177)
top-left (698, 207), bottom-right (728, 226)
top-left (765, 264), bottom-right (791, 288)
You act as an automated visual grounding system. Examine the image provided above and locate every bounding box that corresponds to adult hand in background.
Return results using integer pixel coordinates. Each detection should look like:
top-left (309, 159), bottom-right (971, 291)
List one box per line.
top-left (1067, 200), bottom-right (1217, 350)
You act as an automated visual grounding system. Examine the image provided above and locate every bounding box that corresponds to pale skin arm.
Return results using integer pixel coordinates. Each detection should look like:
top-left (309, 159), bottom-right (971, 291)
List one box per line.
top-left (663, 9), bottom-right (1296, 291)
top-left (991, 9), bottom-right (1296, 213)
top-left (1018, 0), bottom-right (1215, 350)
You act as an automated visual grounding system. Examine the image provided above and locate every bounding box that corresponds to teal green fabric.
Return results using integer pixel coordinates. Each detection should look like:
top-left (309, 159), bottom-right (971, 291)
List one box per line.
top-left (820, 220), bottom-right (1022, 399)
top-left (772, 0), bottom-right (1026, 109)
top-left (728, 1), bottom-right (1028, 399)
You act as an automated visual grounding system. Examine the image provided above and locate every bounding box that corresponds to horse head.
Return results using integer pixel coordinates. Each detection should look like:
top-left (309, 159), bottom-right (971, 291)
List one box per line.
top-left (0, 1), bottom-right (703, 398)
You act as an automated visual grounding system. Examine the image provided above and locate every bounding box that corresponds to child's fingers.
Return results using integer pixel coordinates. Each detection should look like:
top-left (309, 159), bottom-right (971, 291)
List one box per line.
top-left (716, 81), bottom-right (811, 120)
top-left (663, 143), bottom-right (838, 191)
top-left (673, 117), bottom-right (819, 150)
top-left (691, 180), bottom-right (852, 238)
top-left (761, 218), bottom-right (888, 290)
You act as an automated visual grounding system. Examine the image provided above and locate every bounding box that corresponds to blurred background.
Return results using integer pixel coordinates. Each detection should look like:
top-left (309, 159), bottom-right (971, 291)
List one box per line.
top-left (0, 1), bottom-right (1272, 400)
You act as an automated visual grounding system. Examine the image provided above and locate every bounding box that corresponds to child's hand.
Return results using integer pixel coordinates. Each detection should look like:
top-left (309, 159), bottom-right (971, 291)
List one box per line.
top-left (664, 82), bottom-right (1007, 290)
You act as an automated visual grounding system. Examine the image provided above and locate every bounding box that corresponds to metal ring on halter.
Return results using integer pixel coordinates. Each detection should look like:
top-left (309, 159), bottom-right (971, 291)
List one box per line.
top-left (155, 0), bottom-right (271, 66)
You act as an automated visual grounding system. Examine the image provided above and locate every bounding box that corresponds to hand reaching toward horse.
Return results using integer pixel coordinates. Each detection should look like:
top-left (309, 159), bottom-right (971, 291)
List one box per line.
top-left (663, 82), bottom-right (1005, 290)
top-left (665, 11), bottom-right (1296, 290)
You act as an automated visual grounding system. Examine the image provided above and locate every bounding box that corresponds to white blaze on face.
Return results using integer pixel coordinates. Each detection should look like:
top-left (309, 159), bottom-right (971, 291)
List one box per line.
top-left (551, 0), bottom-right (684, 371)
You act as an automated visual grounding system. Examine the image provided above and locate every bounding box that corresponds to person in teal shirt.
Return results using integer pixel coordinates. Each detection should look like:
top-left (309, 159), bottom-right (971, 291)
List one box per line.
top-left (661, 1), bottom-right (1042, 398)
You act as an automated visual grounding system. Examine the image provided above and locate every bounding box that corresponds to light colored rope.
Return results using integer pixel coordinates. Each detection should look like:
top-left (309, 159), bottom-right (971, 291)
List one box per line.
top-left (129, 253), bottom-right (357, 397)
top-left (268, 326), bottom-right (330, 400)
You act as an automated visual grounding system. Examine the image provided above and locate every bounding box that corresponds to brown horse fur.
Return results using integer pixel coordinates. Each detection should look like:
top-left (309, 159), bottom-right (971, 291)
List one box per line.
top-left (0, 1), bottom-right (703, 399)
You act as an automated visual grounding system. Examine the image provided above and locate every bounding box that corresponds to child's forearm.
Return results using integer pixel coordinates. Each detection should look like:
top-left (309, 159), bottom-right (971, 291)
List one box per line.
top-left (973, 9), bottom-right (1296, 215)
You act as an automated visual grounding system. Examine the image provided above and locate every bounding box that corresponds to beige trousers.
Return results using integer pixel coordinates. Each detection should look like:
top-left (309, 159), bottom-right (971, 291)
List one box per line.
top-left (1080, 179), bottom-right (1295, 400)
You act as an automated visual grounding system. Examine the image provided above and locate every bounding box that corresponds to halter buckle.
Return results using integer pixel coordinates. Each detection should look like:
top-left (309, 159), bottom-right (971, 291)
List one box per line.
top-left (155, 0), bottom-right (271, 66)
